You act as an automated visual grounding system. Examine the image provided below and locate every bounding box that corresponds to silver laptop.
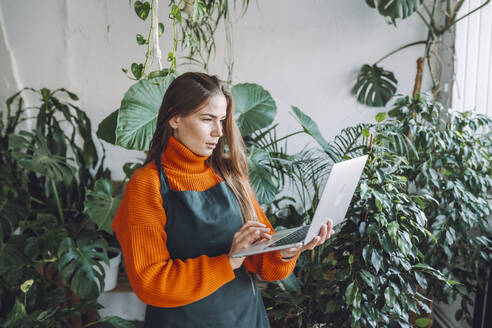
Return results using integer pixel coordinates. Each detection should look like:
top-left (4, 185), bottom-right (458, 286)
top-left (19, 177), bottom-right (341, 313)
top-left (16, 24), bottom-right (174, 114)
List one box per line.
top-left (232, 155), bottom-right (368, 258)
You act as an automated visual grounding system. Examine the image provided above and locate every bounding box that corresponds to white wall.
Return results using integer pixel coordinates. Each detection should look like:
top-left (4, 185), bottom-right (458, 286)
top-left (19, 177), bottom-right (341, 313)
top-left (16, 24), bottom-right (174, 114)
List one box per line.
top-left (0, 0), bottom-right (430, 180)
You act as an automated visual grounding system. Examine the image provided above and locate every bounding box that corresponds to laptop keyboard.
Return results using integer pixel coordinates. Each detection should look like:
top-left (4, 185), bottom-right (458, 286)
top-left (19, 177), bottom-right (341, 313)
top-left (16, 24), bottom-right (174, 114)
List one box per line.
top-left (269, 225), bottom-right (310, 247)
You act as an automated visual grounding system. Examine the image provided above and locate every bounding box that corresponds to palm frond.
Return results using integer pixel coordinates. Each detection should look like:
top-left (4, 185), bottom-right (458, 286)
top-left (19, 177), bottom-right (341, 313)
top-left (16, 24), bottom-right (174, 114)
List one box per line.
top-left (329, 124), bottom-right (371, 162)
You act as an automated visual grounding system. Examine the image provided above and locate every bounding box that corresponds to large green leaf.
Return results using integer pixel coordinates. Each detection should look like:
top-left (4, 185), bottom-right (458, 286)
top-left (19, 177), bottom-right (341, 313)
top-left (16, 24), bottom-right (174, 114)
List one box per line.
top-left (231, 83), bottom-right (276, 136)
top-left (57, 235), bottom-right (109, 300)
top-left (353, 64), bottom-right (398, 107)
top-left (116, 77), bottom-right (175, 150)
top-left (278, 273), bottom-right (302, 293)
top-left (248, 147), bottom-right (279, 205)
top-left (0, 236), bottom-right (31, 278)
top-left (365, 0), bottom-right (422, 20)
top-left (290, 106), bottom-right (340, 160)
top-left (8, 130), bottom-right (75, 181)
top-left (2, 297), bottom-right (27, 328)
top-left (290, 106), bottom-right (330, 150)
top-left (84, 179), bottom-right (121, 234)
top-left (97, 110), bottom-right (119, 145)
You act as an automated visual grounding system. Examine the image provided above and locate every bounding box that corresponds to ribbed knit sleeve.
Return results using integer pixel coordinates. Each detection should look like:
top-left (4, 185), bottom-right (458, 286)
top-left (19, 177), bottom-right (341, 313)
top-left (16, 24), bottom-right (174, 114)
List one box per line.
top-left (111, 166), bottom-right (236, 308)
top-left (243, 196), bottom-right (299, 281)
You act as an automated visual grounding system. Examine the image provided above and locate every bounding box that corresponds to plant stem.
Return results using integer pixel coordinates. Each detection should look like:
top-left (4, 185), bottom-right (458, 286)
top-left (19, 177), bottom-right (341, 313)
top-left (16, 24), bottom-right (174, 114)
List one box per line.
top-left (416, 10), bottom-right (435, 35)
top-left (374, 40), bottom-right (427, 65)
top-left (421, 3), bottom-right (433, 21)
top-left (142, 0), bottom-right (155, 75)
top-left (50, 179), bottom-right (65, 224)
top-left (441, 0), bottom-right (491, 35)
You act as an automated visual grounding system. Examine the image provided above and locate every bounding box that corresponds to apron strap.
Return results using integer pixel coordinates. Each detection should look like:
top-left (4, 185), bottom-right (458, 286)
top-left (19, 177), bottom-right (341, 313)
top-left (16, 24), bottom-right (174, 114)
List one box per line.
top-left (155, 156), bottom-right (170, 213)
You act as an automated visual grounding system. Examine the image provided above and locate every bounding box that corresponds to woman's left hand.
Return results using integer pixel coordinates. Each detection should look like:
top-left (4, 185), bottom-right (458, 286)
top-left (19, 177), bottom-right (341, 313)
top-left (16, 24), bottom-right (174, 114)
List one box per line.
top-left (278, 219), bottom-right (334, 260)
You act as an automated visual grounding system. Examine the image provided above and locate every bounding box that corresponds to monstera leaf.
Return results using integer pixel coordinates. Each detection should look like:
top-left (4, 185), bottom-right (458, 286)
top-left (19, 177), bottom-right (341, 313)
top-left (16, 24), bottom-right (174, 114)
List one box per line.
top-left (84, 179), bottom-right (121, 234)
top-left (8, 130), bottom-right (75, 181)
top-left (366, 0), bottom-right (422, 20)
top-left (116, 77), bottom-right (175, 150)
top-left (57, 234), bottom-right (109, 300)
top-left (353, 64), bottom-right (398, 107)
top-left (248, 147), bottom-right (279, 205)
top-left (232, 83), bottom-right (276, 137)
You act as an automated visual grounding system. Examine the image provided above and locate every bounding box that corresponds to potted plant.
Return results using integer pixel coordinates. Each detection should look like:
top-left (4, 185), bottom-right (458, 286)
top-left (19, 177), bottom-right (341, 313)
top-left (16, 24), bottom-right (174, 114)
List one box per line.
top-left (386, 93), bottom-right (492, 325)
top-left (0, 87), bottom-right (132, 327)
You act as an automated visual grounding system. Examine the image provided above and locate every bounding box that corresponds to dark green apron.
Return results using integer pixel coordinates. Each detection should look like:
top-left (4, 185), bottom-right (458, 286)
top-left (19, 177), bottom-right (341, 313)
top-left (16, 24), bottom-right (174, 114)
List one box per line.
top-left (144, 156), bottom-right (270, 328)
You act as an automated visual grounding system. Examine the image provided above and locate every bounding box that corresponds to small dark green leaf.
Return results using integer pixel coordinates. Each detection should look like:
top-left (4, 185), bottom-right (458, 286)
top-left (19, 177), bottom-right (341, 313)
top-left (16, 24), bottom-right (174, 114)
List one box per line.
top-left (134, 1), bottom-right (151, 20)
top-left (158, 22), bottom-right (165, 37)
top-left (376, 111), bottom-right (387, 122)
top-left (371, 248), bottom-right (382, 273)
top-left (384, 286), bottom-right (395, 307)
top-left (136, 34), bottom-right (146, 45)
top-left (123, 162), bottom-right (143, 179)
top-left (131, 63), bottom-right (143, 80)
top-left (415, 318), bottom-right (430, 327)
top-left (171, 4), bottom-right (182, 24)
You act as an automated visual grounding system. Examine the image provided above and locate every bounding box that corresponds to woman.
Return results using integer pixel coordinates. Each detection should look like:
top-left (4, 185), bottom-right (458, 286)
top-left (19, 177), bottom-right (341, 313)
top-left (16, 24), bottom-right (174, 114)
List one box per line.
top-left (111, 72), bottom-right (334, 327)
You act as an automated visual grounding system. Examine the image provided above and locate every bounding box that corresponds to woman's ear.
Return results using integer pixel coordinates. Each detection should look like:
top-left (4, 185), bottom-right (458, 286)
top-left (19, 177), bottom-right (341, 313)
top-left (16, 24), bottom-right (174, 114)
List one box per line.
top-left (169, 115), bottom-right (180, 129)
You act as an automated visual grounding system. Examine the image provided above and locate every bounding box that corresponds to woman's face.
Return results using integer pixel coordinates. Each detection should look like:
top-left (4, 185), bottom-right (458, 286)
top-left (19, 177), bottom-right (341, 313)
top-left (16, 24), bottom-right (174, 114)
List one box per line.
top-left (169, 94), bottom-right (227, 157)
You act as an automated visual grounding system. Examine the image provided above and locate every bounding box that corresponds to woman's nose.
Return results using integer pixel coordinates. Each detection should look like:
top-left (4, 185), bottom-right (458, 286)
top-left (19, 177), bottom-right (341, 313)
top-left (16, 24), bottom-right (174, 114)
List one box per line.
top-left (212, 121), bottom-right (223, 137)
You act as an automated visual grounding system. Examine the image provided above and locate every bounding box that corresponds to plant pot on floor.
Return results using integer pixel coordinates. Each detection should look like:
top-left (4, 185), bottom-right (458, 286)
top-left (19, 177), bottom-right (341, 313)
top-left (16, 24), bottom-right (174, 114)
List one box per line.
top-left (94, 247), bottom-right (122, 292)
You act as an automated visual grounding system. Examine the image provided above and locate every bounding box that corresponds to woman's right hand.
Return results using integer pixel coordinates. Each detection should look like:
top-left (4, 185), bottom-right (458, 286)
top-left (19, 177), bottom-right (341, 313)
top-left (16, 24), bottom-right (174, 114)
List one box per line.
top-left (228, 221), bottom-right (272, 270)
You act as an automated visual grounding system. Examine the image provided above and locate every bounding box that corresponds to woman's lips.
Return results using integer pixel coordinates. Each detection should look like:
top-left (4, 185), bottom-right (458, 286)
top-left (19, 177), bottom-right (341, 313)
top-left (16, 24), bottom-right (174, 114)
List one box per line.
top-left (206, 143), bottom-right (216, 149)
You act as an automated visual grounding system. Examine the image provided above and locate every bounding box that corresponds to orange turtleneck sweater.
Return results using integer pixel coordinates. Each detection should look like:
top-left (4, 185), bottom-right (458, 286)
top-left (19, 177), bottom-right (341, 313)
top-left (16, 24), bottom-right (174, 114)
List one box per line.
top-left (111, 136), bottom-right (299, 308)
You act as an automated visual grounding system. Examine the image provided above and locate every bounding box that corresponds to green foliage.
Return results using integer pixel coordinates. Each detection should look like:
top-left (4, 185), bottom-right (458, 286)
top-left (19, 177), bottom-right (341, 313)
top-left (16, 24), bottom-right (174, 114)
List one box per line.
top-left (86, 315), bottom-right (136, 328)
top-left (352, 64), bottom-right (398, 107)
top-left (365, 0), bottom-right (423, 21)
top-left (8, 130), bottom-right (75, 182)
top-left (247, 147), bottom-right (280, 204)
top-left (355, 1), bottom-right (491, 107)
top-left (104, 81), bottom-right (316, 205)
top-left (115, 76), bottom-right (175, 150)
top-left (0, 88), bottom-right (132, 327)
top-left (388, 94), bottom-right (492, 325)
top-left (264, 131), bottom-right (447, 327)
top-left (58, 234), bottom-right (109, 300)
top-left (124, 0), bottom-right (251, 81)
top-left (134, 1), bottom-right (151, 20)
top-left (232, 83), bottom-right (276, 136)
top-left (262, 93), bottom-right (491, 327)
top-left (84, 179), bottom-right (122, 234)
top-left (96, 109), bottom-right (119, 144)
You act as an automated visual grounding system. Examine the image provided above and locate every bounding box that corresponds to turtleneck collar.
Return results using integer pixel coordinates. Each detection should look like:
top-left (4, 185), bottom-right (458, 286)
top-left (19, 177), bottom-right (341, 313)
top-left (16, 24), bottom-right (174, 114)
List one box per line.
top-left (161, 135), bottom-right (210, 174)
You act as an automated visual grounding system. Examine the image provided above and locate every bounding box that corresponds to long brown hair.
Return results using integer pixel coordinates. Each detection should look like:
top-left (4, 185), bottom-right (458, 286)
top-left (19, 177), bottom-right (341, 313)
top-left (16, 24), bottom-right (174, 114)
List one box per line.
top-left (144, 72), bottom-right (257, 222)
